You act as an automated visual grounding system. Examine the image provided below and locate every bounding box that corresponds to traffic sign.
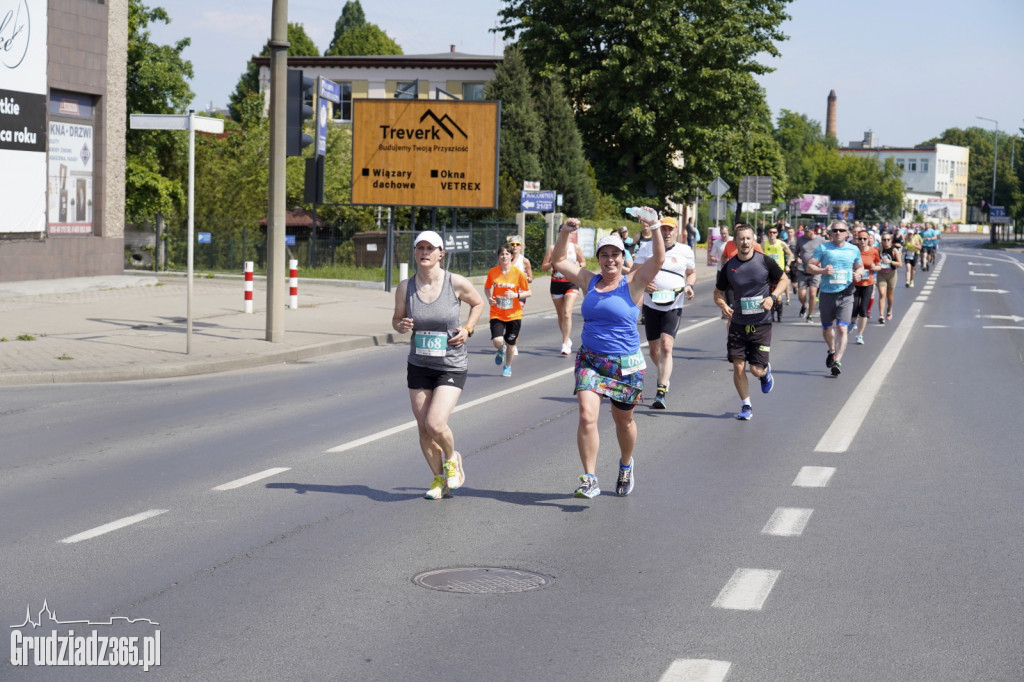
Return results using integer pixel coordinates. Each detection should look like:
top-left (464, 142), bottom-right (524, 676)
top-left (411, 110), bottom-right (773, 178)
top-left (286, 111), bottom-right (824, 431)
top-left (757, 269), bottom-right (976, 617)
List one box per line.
top-left (738, 176), bottom-right (773, 203)
top-left (521, 190), bottom-right (556, 212)
top-left (197, 232), bottom-right (211, 243)
top-left (708, 177), bottom-right (729, 197)
top-left (709, 198), bottom-right (726, 220)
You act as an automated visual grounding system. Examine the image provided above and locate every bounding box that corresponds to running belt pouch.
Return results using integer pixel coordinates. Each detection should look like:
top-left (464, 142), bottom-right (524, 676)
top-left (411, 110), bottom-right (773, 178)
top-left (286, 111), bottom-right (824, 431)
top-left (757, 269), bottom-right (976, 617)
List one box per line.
top-left (652, 269), bottom-right (685, 306)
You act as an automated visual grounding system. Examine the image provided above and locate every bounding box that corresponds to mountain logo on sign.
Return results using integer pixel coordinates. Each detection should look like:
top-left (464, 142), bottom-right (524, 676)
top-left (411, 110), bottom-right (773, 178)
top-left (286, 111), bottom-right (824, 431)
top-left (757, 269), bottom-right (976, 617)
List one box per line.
top-left (419, 110), bottom-right (467, 139)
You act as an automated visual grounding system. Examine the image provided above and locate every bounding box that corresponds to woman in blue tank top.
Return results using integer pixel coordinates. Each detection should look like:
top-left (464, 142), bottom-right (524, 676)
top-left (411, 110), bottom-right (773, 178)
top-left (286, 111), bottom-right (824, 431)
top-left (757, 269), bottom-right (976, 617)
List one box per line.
top-left (550, 213), bottom-right (665, 499)
top-left (392, 231), bottom-right (484, 500)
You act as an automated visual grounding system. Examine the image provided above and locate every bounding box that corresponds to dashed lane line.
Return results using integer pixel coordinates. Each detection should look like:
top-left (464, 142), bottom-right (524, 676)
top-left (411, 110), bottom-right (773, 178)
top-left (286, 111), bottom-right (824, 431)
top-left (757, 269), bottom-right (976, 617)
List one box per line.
top-left (659, 659), bottom-right (732, 682)
top-left (761, 507), bottom-right (814, 537)
top-left (60, 509), bottom-right (168, 544)
top-left (792, 466), bottom-right (836, 487)
top-left (712, 568), bottom-right (781, 611)
top-left (212, 467), bottom-right (291, 491)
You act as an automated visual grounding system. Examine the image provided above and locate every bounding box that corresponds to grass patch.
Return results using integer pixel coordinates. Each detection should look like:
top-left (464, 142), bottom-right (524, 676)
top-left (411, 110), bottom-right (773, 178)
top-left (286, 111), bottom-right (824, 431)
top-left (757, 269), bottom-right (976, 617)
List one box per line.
top-left (16, 334), bottom-right (35, 341)
top-left (56, 354), bottom-right (73, 361)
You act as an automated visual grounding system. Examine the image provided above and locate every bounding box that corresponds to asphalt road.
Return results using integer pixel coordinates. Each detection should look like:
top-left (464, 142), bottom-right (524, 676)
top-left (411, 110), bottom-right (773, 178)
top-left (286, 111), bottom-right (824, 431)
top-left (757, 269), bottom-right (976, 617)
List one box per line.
top-left (2, 237), bottom-right (1022, 681)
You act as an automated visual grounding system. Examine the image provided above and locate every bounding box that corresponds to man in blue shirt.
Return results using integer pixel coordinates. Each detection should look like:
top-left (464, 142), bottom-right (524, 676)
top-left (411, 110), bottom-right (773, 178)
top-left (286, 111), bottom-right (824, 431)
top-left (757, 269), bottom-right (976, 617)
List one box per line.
top-left (806, 221), bottom-right (865, 377)
top-left (920, 223), bottom-right (941, 271)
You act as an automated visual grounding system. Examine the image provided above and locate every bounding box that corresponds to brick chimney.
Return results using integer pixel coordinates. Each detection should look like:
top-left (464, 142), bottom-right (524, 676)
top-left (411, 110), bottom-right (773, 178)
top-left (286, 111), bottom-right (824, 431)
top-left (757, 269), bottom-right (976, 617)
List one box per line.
top-left (826, 90), bottom-right (837, 141)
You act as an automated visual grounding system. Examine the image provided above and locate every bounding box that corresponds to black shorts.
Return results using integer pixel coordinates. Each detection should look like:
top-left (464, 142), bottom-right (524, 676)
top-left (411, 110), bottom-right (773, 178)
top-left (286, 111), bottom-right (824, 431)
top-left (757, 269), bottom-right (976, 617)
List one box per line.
top-left (727, 323), bottom-right (771, 369)
top-left (904, 252), bottom-right (917, 264)
top-left (550, 279), bottom-right (580, 297)
top-left (643, 305), bottom-right (683, 341)
top-left (489, 318), bottom-right (522, 345)
top-left (853, 285), bottom-right (873, 318)
top-left (407, 363), bottom-right (467, 390)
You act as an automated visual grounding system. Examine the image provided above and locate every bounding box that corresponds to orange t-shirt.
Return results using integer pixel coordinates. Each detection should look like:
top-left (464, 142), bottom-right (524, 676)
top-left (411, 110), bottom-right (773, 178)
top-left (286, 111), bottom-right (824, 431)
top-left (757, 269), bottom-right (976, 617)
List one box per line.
top-left (857, 247), bottom-right (879, 287)
top-left (721, 240), bottom-right (763, 262)
top-left (485, 266), bottom-right (530, 322)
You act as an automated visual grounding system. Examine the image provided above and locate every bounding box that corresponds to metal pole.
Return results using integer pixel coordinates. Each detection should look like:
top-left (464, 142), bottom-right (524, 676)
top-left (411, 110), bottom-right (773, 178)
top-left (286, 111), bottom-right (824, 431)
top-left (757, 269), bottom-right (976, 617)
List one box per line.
top-left (186, 110), bottom-right (195, 354)
top-left (266, 0), bottom-right (289, 342)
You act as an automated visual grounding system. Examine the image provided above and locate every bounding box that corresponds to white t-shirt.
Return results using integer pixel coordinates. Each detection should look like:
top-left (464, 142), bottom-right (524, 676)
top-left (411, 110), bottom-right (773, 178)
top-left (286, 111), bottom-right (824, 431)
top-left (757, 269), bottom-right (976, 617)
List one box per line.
top-left (634, 241), bottom-right (695, 310)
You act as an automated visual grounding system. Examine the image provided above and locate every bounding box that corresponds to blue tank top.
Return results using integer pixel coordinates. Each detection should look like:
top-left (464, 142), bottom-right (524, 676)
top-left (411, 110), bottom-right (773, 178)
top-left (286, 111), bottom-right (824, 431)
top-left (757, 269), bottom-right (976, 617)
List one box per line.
top-left (580, 275), bottom-right (640, 356)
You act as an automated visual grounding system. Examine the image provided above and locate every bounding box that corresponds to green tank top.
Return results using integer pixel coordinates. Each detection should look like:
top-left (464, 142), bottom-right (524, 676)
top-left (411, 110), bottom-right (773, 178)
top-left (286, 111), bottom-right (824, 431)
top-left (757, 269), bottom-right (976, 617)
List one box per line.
top-left (763, 241), bottom-right (787, 268)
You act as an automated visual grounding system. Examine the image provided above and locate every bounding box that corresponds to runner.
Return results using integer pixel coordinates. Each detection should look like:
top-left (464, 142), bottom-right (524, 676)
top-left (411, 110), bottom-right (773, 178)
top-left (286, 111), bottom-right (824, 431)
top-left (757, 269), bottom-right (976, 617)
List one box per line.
top-left (540, 231), bottom-right (586, 355)
top-left (713, 224), bottom-right (789, 420)
top-left (903, 228), bottom-right (922, 287)
top-left (876, 231), bottom-right (902, 323)
top-left (920, 222), bottom-right (941, 271)
top-left (762, 225), bottom-right (793, 322)
top-left (392, 230), bottom-right (485, 499)
top-left (550, 212), bottom-right (665, 499)
top-left (485, 244), bottom-right (532, 377)
top-left (805, 221), bottom-right (865, 377)
top-left (507, 236), bottom-right (533, 356)
top-left (794, 224), bottom-right (826, 322)
top-left (852, 229), bottom-right (880, 345)
top-left (634, 216), bottom-right (696, 410)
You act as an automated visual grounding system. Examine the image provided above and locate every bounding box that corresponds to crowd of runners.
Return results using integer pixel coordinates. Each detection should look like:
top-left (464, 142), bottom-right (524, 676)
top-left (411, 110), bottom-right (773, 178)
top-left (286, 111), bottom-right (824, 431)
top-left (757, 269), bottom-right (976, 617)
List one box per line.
top-left (390, 215), bottom-right (940, 501)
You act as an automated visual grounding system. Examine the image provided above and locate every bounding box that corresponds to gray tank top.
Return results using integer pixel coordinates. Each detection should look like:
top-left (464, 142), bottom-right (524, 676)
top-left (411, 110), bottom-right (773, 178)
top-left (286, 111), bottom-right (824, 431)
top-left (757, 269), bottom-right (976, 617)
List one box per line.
top-left (405, 271), bottom-right (467, 371)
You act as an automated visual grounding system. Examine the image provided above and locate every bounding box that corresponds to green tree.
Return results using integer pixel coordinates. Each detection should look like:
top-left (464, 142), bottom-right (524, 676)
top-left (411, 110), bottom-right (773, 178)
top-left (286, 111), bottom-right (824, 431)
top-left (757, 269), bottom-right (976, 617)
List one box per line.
top-left (773, 109), bottom-right (831, 197)
top-left (327, 1), bottom-right (367, 54)
top-left (228, 23), bottom-right (319, 124)
top-left (326, 24), bottom-right (403, 56)
top-left (813, 152), bottom-right (904, 221)
top-left (485, 45), bottom-right (543, 217)
top-left (125, 0), bottom-right (194, 222)
top-left (534, 77), bottom-right (597, 217)
top-left (497, 0), bottom-right (792, 205)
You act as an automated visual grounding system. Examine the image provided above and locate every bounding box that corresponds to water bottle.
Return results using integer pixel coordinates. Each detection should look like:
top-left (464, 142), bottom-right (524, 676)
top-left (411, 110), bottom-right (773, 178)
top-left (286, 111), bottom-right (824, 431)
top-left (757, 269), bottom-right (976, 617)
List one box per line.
top-left (625, 206), bottom-right (658, 223)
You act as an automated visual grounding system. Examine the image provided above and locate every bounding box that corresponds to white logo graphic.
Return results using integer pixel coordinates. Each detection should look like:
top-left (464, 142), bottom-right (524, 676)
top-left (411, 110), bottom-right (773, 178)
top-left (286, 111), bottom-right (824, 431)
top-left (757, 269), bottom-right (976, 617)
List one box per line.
top-left (10, 600), bottom-right (161, 671)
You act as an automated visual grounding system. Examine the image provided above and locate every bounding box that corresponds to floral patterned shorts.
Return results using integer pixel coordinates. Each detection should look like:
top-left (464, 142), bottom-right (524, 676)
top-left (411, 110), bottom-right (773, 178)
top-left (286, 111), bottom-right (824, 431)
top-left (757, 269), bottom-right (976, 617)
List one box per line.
top-left (574, 346), bottom-right (645, 405)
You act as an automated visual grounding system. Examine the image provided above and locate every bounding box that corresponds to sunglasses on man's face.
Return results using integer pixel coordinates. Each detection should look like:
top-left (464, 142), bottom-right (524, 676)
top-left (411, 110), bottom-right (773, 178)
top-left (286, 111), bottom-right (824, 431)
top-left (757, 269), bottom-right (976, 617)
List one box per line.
top-left (832, 229), bottom-right (847, 233)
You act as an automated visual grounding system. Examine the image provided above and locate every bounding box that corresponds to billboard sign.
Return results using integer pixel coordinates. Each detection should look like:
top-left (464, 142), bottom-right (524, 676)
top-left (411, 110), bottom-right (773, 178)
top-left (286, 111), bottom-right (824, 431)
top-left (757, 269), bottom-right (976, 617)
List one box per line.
top-left (351, 99), bottom-right (500, 208)
top-left (830, 199), bottom-right (855, 220)
top-left (793, 194), bottom-right (830, 216)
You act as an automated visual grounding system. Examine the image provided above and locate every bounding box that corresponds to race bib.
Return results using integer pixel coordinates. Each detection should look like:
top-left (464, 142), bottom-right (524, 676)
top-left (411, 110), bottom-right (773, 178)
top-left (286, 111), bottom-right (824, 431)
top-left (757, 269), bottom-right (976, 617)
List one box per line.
top-left (496, 295), bottom-right (515, 310)
top-left (619, 349), bottom-right (647, 376)
top-left (830, 270), bottom-right (850, 285)
top-left (413, 331), bottom-right (448, 357)
top-left (740, 296), bottom-right (764, 315)
top-left (651, 289), bottom-right (677, 304)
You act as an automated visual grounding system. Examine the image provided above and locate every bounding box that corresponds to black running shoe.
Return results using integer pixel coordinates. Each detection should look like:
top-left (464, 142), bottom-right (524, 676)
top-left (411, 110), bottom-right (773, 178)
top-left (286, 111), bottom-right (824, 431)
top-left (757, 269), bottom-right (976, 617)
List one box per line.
top-left (799, 304), bottom-right (807, 317)
top-left (826, 350), bottom-right (835, 368)
top-left (831, 362), bottom-right (842, 377)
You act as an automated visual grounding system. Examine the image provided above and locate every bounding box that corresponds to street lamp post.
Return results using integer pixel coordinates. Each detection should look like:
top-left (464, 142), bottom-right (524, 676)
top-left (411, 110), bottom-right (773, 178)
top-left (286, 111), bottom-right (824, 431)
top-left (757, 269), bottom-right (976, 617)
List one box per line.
top-left (976, 116), bottom-right (998, 242)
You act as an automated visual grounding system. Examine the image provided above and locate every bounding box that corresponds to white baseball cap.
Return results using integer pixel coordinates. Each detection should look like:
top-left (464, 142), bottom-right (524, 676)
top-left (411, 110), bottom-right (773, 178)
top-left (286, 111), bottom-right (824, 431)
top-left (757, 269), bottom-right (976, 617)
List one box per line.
top-left (414, 230), bottom-right (444, 249)
top-left (595, 234), bottom-right (625, 255)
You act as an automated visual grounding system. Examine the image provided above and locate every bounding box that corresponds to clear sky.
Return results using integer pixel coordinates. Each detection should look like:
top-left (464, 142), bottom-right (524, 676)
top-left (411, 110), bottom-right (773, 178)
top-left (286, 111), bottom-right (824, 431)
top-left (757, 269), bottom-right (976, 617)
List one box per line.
top-left (150, 0), bottom-right (1024, 146)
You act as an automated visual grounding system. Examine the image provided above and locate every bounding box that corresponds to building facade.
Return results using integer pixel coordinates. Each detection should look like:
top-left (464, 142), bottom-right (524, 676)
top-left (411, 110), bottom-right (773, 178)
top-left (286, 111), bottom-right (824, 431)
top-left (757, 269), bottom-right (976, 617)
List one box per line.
top-left (841, 138), bottom-right (970, 223)
top-left (0, 0), bottom-right (127, 282)
top-left (255, 47), bottom-right (502, 122)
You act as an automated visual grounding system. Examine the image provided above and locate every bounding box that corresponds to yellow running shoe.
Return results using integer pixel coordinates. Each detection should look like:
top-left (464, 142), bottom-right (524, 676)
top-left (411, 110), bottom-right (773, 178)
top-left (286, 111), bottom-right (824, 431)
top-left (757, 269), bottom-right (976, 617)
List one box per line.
top-left (425, 475), bottom-right (448, 500)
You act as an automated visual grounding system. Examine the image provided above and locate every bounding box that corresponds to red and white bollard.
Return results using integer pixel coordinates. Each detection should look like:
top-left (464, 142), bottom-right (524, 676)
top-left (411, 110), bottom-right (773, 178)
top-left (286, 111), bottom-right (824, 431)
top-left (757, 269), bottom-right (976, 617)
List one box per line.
top-left (243, 261), bottom-right (254, 314)
top-left (288, 259), bottom-right (298, 309)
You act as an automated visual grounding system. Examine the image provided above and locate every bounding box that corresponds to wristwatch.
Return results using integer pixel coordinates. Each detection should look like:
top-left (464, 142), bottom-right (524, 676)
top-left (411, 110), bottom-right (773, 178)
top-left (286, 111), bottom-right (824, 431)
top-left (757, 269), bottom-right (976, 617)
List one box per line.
top-left (770, 294), bottom-right (779, 304)
top-left (464, 325), bottom-right (474, 337)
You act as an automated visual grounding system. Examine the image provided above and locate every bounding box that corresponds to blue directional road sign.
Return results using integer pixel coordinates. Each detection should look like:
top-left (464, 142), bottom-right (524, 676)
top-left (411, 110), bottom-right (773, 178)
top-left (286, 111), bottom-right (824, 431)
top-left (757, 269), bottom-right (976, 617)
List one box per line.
top-left (285, 235), bottom-right (296, 246)
top-left (520, 190), bottom-right (556, 212)
top-left (197, 232), bottom-right (211, 243)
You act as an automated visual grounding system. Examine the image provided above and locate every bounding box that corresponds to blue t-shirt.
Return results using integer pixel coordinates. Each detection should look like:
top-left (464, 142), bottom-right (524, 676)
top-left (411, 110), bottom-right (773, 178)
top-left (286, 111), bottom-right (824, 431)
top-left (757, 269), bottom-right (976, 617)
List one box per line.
top-left (812, 241), bottom-right (862, 294)
top-left (921, 228), bottom-right (939, 247)
top-left (580, 275), bottom-right (640, 356)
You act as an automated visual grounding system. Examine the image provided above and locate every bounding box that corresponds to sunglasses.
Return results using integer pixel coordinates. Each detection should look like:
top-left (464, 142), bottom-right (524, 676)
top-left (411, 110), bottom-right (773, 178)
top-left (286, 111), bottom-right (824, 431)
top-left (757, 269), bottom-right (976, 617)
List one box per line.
top-left (832, 229), bottom-right (848, 233)
top-left (856, 238), bottom-right (869, 241)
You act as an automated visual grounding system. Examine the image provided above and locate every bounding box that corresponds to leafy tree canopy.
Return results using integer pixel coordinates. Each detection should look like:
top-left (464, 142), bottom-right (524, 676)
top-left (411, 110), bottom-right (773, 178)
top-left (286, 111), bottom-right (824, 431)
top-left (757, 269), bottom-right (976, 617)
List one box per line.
top-left (228, 23), bottom-right (319, 123)
top-left (327, 0), bottom-right (367, 52)
top-left (326, 23), bottom-right (403, 56)
top-left (496, 0), bottom-right (792, 207)
top-left (922, 127), bottom-right (1022, 219)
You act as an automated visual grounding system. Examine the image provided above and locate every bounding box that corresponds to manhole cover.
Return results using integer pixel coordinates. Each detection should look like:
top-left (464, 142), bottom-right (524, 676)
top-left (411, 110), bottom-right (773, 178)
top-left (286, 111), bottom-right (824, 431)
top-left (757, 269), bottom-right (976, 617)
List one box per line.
top-left (412, 567), bottom-right (552, 594)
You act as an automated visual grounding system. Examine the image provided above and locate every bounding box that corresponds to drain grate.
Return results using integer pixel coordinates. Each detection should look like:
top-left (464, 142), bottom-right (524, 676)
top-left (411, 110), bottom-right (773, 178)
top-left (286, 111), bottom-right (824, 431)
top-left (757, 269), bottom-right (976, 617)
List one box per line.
top-left (412, 567), bottom-right (552, 594)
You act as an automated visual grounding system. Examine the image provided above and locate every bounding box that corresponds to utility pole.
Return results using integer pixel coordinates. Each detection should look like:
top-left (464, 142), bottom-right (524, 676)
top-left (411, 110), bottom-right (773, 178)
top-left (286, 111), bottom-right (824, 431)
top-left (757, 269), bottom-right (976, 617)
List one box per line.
top-left (266, 0), bottom-right (289, 342)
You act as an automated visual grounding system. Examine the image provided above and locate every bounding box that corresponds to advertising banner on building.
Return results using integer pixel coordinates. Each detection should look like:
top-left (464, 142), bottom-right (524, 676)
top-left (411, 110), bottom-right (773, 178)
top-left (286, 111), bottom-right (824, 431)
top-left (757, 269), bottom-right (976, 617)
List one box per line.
top-left (793, 194), bottom-right (830, 216)
top-left (0, 0), bottom-right (48, 233)
top-left (47, 122), bottom-right (93, 234)
top-left (923, 198), bottom-right (963, 222)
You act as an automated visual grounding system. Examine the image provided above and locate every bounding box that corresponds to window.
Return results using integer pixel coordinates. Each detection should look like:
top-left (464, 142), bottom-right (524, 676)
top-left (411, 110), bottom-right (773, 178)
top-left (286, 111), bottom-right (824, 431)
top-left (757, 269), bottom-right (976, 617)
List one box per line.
top-left (908, 159), bottom-right (917, 172)
top-left (895, 158), bottom-right (905, 171)
top-left (922, 159), bottom-right (929, 173)
top-left (394, 81), bottom-right (418, 99)
top-left (332, 82), bottom-right (353, 122)
top-left (461, 83), bottom-right (485, 100)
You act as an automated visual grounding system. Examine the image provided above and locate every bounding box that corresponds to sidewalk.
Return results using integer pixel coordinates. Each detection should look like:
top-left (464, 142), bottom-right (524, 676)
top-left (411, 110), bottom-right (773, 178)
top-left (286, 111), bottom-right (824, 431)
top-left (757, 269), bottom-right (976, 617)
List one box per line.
top-left (0, 248), bottom-right (718, 386)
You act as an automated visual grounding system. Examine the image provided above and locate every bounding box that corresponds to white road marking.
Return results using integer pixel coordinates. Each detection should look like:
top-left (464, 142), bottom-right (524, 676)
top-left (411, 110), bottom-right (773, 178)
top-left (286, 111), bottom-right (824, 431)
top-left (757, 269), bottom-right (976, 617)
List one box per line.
top-left (983, 326), bottom-right (1024, 330)
top-left (712, 568), bottom-right (781, 610)
top-left (762, 507), bottom-right (814, 536)
top-left (924, 325), bottom-right (949, 328)
top-left (969, 271), bottom-right (998, 277)
top-left (659, 659), bottom-right (732, 682)
top-left (814, 300), bottom-right (924, 453)
top-left (327, 316), bottom-right (720, 453)
top-left (212, 467), bottom-right (291, 491)
top-left (793, 466), bottom-right (836, 487)
top-left (977, 314), bottom-right (1024, 323)
top-left (971, 286), bottom-right (1009, 294)
top-left (60, 509), bottom-right (168, 544)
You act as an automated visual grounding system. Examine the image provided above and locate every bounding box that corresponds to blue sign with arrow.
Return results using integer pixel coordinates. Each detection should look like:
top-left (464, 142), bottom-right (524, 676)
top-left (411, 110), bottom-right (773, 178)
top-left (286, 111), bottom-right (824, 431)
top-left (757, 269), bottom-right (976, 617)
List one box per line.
top-left (520, 190), bottom-right (556, 212)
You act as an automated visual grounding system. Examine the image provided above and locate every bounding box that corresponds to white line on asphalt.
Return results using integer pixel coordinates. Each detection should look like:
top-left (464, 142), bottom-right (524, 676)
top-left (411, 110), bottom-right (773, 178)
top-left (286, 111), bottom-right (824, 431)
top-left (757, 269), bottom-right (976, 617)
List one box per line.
top-left (792, 466), bottom-right (836, 487)
top-left (969, 272), bottom-right (999, 277)
top-left (924, 325), bottom-right (949, 328)
top-left (659, 659), bottom-right (732, 682)
top-left (762, 507), bottom-right (814, 536)
top-left (712, 568), bottom-right (781, 610)
top-left (327, 316), bottom-right (721, 453)
top-left (60, 509), bottom-right (168, 544)
top-left (212, 467), bottom-right (291, 491)
top-left (983, 326), bottom-right (1024, 330)
top-left (814, 300), bottom-right (924, 453)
